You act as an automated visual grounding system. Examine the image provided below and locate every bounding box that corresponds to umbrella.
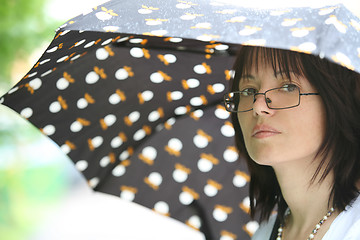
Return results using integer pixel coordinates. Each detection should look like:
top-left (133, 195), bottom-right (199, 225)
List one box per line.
top-left (1, 0), bottom-right (359, 239)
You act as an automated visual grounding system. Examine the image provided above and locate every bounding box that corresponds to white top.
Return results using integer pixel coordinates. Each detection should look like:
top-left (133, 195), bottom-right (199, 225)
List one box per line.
top-left (252, 194), bottom-right (360, 240)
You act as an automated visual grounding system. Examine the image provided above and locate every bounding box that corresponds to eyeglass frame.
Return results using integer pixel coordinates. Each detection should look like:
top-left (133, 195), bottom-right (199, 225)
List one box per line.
top-left (223, 86), bottom-right (320, 113)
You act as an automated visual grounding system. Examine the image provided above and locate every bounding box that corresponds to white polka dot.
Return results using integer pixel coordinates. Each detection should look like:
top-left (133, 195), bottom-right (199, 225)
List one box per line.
top-left (89, 178), bottom-right (99, 188)
top-left (130, 47), bottom-right (144, 58)
top-left (84, 41), bottom-right (96, 48)
top-left (142, 146), bottom-right (157, 160)
top-left (104, 114), bottom-right (116, 127)
top-left (215, 44), bottom-right (229, 51)
top-left (213, 208), bottom-right (228, 222)
top-left (193, 135), bottom-right (209, 148)
top-left (99, 156), bottom-right (110, 167)
top-left (112, 165), bottom-right (126, 177)
top-left (166, 118), bottom-right (176, 126)
top-left (43, 125), bottom-right (56, 136)
top-left (220, 236), bottom-right (233, 240)
top-left (27, 72), bottom-right (37, 78)
top-left (77, 98), bottom-right (88, 109)
top-left (75, 160), bottom-right (88, 171)
top-left (174, 106), bottom-right (187, 115)
top-left (141, 90), bottom-right (154, 101)
top-left (47, 46), bottom-right (58, 53)
top-left (109, 93), bottom-right (121, 105)
top-left (40, 59), bottom-right (50, 65)
top-left (170, 91), bottom-right (183, 101)
top-left (192, 109), bottom-right (203, 118)
top-left (150, 72), bottom-right (164, 83)
top-left (115, 68), bottom-right (129, 80)
top-left (96, 12), bottom-right (112, 21)
top-left (212, 83), bottom-right (225, 93)
top-left (173, 169), bottom-right (188, 183)
top-left (41, 69), bottom-right (53, 77)
top-left (119, 150), bottom-right (130, 161)
top-left (193, 64), bottom-right (207, 74)
top-left (111, 136), bottom-right (123, 148)
top-left (57, 56), bottom-right (69, 63)
top-left (190, 97), bottom-right (204, 106)
top-left (179, 192), bottom-right (194, 205)
top-left (223, 149), bottom-right (238, 162)
top-left (146, 20), bottom-right (162, 26)
top-left (120, 190), bottom-right (135, 201)
top-left (103, 26), bottom-right (119, 32)
top-left (129, 38), bottom-right (144, 44)
top-left (180, 14), bottom-right (196, 20)
top-left (128, 111), bottom-right (140, 123)
top-left (188, 216), bottom-right (201, 228)
top-left (56, 78), bottom-right (69, 90)
top-left (245, 221), bottom-right (260, 235)
top-left (117, 37), bottom-right (129, 43)
top-left (169, 38), bottom-right (183, 43)
top-left (204, 185), bottom-right (218, 197)
top-left (186, 78), bottom-right (200, 88)
top-left (0, 98), bottom-right (3, 104)
top-left (96, 48), bottom-right (109, 60)
top-left (134, 129), bottom-right (146, 141)
top-left (138, 9), bottom-right (152, 14)
top-left (221, 125), bottom-right (235, 137)
top-left (334, 52), bottom-right (352, 66)
top-left (198, 158), bottom-right (213, 172)
top-left (49, 101), bottom-right (61, 113)
top-left (75, 39), bottom-right (86, 47)
top-left (70, 121), bottom-right (83, 132)
top-left (151, 30), bottom-right (168, 36)
top-left (85, 71), bottom-right (99, 84)
top-left (20, 108), bottom-right (33, 118)
top-left (91, 136), bottom-right (103, 148)
top-left (239, 28), bottom-right (258, 36)
top-left (71, 54), bottom-right (81, 61)
top-left (148, 110), bottom-right (161, 122)
top-left (233, 175), bottom-right (247, 188)
top-left (168, 138), bottom-right (183, 151)
top-left (102, 38), bottom-right (113, 46)
top-left (60, 30), bottom-right (70, 36)
top-left (154, 201), bottom-right (169, 214)
top-left (148, 172), bottom-right (163, 186)
top-left (215, 108), bottom-right (230, 119)
top-left (164, 54), bottom-right (177, 63)
top-left (298, 42), bottom-right (317, 52)
top-left (29, 78), bottom-right (42, 90)
top-left (8, 87), bottom-right (18, 94)
top-left (176, 3), bottom-right (191, 9)
top-left (292, 29), bottom-right (310, 38)
top-left (61, 144), bottom-right (71, 154)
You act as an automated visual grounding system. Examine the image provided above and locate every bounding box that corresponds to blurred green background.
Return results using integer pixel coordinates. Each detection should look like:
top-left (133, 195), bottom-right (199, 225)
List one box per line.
top-left (0, 1), bottom-right (69, 240)
top-left (0, 1), bottom-right (105, 240)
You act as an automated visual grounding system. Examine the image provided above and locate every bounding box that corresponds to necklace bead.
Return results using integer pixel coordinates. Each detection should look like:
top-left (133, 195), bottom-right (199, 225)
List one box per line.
top-left (276, 207), bottom-right (335, 240)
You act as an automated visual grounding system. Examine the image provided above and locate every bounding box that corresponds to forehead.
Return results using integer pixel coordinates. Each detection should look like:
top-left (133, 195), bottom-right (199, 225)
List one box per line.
top-left (235, 46), bottom-right (305, 81)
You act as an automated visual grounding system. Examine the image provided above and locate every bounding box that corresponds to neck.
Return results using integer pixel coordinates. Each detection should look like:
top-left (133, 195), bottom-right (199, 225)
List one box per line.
top-left (273, 157), bottom-right (336, 236)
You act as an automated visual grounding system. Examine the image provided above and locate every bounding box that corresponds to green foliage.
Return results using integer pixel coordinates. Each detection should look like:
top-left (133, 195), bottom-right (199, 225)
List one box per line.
top-left (0, 0), bottom-right (60, 85)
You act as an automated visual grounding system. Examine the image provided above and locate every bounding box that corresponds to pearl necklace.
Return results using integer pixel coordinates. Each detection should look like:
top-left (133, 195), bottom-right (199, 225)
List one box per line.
top-left (277, 207), bottom-right (335, 240)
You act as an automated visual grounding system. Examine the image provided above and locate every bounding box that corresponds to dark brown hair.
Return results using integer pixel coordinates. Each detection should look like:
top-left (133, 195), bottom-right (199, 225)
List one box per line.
top-left (231, 46), bottom-right (360, 222)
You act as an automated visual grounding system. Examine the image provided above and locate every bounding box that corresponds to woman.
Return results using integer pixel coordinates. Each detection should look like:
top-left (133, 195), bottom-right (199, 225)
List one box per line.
top-left (224, 46), bottom-right (360, 239)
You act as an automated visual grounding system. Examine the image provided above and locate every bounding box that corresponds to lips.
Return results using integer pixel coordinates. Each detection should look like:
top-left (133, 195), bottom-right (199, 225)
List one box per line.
top-left (252, 124), bottom-right (281, 138)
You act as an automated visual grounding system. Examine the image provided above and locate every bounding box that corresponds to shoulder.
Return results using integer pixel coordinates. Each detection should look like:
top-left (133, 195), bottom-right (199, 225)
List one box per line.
top-left (324, 194), bottom-right (360, 240)
top-left (251, 214), bottom-right (277, 240)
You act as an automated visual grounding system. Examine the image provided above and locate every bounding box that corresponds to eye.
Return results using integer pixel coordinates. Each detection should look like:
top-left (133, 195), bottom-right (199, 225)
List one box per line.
top-left (240, 88), bottom-right (257, 96)
top-left (281, 84), bottom-right (298, 92)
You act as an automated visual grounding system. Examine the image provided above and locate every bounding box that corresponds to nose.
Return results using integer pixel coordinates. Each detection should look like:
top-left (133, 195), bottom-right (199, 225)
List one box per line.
top-left (252, 93), bottom-right (275, 116)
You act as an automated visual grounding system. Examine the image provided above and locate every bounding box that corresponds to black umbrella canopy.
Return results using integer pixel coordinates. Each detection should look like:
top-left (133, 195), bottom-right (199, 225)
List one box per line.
top-left (1, 1), bottom-right (360, 239)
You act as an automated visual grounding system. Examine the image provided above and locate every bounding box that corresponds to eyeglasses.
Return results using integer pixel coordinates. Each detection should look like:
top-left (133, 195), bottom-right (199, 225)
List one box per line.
top-left (223, 84), bottom-right (319, 113)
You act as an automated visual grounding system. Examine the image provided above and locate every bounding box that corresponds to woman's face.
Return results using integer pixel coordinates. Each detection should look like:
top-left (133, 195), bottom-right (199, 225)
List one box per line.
top-left (237, 62), bottom-right (326, 167)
